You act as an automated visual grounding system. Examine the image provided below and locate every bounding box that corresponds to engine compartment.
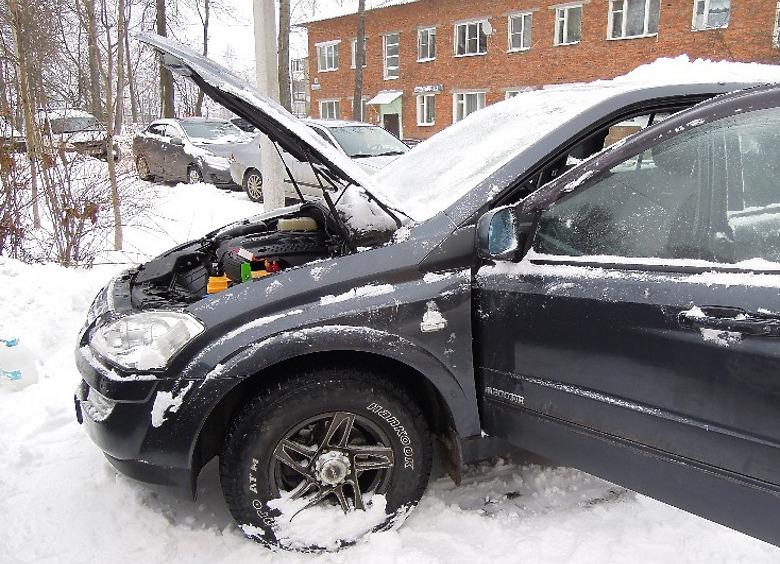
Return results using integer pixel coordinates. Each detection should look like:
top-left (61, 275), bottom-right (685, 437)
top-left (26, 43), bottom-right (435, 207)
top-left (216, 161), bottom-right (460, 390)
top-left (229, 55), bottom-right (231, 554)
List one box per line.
top-left (130, 203), bottom-right (343, 308)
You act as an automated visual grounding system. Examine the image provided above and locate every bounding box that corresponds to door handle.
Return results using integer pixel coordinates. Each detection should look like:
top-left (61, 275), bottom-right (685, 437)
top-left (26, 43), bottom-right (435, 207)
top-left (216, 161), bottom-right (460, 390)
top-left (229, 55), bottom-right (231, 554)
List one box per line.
top-left (678, 306), bottom-right (780, 337)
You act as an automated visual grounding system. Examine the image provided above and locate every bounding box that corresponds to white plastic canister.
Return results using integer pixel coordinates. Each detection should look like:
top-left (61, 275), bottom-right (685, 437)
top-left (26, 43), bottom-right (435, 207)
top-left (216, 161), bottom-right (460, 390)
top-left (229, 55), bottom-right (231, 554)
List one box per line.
top-left (0, 338), bottom-right (39, 391)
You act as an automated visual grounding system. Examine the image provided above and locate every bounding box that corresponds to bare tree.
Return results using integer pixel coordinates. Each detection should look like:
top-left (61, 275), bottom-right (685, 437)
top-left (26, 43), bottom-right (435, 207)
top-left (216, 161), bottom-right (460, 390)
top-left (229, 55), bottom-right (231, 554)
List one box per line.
top-left (278, 0), bottom-right (292, 112)
top-left (352, 0), bottom-right (365, 121)
top-left (156, 0), bottom-right (175, 117)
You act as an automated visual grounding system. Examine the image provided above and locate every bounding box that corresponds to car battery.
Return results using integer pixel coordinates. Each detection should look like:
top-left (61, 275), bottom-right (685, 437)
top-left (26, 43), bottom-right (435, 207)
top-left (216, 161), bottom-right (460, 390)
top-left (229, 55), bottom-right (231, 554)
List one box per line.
top-left (223, 248), bottom-right (255, 283)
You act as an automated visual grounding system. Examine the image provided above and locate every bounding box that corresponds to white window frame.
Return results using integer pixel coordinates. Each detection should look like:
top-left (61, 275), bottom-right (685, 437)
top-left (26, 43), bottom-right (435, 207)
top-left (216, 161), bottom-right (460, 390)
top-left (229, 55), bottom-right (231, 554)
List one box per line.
top-left (383, 33), bottom-right (400, 80)
top-left (348, 97), bottom-right (368, 121)
top-left (508, 12), bottom-right (533, 52)
top-left (453, 91), bottom-right (487, 123)
top-left (505, 90), bottom-right (522, 99)
top-left (775, 0), bottom-right (780, 49)
top-left (319, 99), bottom-right (340, 120)
top-left (691, 0), bottom-right (730, 30)
top-left (607, 0), bottom-right (660, 40)
top-left (455, 20), bottom-right (488, 56)
top-left (554, 5), bottom-right (583, 45)
top-left (418, 27), bottom-right (437, 61)
top-left (316, 40), bottom-right (340, 72)
top-left (351, 37), bottom-right (367, 69)
top-left (417, 94), bottom-right (436, 126)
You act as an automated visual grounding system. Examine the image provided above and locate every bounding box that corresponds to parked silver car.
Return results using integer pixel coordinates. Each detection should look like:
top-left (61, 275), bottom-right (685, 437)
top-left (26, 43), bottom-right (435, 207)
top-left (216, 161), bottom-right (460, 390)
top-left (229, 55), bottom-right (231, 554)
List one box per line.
top-left (134, 117), bottom-right (248, 186)
top-left (229, 119), bottom-right (408, 202)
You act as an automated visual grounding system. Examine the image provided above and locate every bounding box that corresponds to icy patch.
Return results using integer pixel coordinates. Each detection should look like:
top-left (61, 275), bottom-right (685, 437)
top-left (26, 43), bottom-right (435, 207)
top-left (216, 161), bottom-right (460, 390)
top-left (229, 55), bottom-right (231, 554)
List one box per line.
top-left (310, 265), bottom-right (333, 281)
top-left (700, 328), bottom-right (742, 347)
top-left (421, 301), bottom-right (447, 333)
top-left (267, 493), bottom-right (391, 551)
top-left (265, 279), bottom-right (283, 295)
top-left (320, 284), bottom-right (395, 305)
top-left (150, 381), bottom-right (194, 428)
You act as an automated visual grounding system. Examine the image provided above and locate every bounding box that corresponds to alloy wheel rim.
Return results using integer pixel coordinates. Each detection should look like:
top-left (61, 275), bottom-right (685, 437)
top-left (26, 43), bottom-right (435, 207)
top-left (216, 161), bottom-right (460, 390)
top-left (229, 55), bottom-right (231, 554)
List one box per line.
top-left (270, 411), bottom-right (395, 513)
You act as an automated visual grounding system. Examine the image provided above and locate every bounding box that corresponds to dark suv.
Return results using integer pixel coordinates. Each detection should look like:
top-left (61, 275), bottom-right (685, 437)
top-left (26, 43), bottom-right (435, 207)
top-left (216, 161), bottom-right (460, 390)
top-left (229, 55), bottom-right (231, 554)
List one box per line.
top-left (74, 34), bottom-right (780, 551)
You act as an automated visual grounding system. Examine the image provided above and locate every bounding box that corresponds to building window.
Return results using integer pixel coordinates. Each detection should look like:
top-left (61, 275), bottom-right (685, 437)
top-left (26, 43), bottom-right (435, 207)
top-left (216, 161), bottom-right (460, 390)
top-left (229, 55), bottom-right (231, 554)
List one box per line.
top-left (418, 27), bottom-right (436, 61)
top-left (692, 0), bottom-right (730, 30)
top-left (316, 41), bottom-right (339, 72)
top-left (453, 92), bottom-right (486, 122)
top-left (349, 97), bottom-right (368, 121)
top-left (351, 38), bottom-right (367, 69)
top-left (508, 13), bottom-right (533, 51)
top-left (608, 0), bottom-right (660, 39)
top-left (383, 33), bottom-right (400, 79)
top-left (291, 58), bottom-right (306, 74)
top-left (455, 21), bottom-right (488, 56)
top-left (555, 5), bottom-right (583, 45)
top-left (320, 100), bottom-right (340, 119)
top-left (417, 94), bottom-right (436, 125)
top-left (506, 91), bottom-right (521, 99)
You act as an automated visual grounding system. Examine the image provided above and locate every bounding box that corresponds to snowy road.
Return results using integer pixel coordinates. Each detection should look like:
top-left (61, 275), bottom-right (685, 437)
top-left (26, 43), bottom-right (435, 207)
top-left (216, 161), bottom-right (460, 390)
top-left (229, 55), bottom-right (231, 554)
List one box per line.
top-left (1, 183), bottom-right (777, 563)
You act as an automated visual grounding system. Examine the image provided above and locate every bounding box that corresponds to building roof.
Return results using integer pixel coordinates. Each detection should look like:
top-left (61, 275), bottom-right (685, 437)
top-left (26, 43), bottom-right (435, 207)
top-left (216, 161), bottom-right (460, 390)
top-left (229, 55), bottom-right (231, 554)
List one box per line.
top-left (297, 0), bottom-right (421, 26)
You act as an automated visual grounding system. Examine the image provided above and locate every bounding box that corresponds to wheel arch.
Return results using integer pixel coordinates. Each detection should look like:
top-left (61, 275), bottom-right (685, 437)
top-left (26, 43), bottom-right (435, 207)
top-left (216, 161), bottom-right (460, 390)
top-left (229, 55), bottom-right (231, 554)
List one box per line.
top-left (190, 345), bottom-right (471, 496)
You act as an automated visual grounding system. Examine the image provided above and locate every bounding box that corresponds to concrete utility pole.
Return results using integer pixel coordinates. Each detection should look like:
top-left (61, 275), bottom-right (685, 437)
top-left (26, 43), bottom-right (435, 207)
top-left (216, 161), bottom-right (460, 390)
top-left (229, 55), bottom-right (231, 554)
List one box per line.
top-left (253, 0), bottom-right (286, 211)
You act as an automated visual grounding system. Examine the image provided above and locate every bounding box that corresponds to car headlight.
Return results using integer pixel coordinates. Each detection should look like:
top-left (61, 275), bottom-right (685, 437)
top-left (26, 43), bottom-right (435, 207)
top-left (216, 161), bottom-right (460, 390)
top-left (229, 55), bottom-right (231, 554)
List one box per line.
top-left (90, 312), bottom-right (204, 371)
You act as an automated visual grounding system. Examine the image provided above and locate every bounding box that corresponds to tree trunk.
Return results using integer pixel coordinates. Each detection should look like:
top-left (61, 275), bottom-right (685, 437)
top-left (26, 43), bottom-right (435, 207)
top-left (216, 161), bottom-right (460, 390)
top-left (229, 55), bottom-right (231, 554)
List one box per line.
top-left (194, 0), bottom-right (210, 116)
top-left (277, 0), bottom-right (291, 112)
top-left (156, 0), bottom-right (175, 118)
top-left (82, 0), bottom-right (103, 121)
top-left (352, 0), bottom-right (366, 121)
top-left (9, 0), bottom-right (41, 227)
top-left (101, 0), bottom-right (122, 251)
top-left (114, 0), bottom-right (127, 134)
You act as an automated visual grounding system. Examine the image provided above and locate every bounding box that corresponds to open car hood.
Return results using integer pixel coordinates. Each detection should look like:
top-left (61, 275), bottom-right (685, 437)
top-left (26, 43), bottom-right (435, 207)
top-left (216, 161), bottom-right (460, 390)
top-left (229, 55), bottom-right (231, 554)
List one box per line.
top-left (137, 33), bottom-right (386, 202)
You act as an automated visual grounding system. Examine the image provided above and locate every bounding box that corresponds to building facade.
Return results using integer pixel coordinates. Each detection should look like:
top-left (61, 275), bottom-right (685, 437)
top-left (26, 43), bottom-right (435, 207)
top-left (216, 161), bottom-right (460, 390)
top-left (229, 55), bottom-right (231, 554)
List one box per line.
top-left (304, 0), bottom-right (780, 142)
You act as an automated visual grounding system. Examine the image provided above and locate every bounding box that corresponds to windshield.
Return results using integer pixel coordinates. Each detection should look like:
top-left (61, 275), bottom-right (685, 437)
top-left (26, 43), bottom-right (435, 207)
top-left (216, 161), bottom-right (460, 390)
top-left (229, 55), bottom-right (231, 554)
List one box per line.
top-left (372, 84), bottom-right (630, 223)
top-left (49, 116), bottom-right (102, 134)
top-left (327, 125), bottom-right (408, 158)
top-left (181, 120), bottom-right (244, 143)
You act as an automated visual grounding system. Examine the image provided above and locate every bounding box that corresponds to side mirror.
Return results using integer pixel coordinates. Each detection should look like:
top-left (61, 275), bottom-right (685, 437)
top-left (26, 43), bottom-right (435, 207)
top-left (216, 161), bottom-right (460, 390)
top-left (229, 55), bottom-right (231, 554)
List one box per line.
top-left (170, 136), bottom-right (184, 146)
top-left (476, 206), bottom-right (534, 261)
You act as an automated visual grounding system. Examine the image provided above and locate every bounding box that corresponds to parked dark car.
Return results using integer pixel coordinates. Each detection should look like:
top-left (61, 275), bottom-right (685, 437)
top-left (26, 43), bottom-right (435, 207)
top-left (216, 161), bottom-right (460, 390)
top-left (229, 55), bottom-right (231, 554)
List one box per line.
top-left (133, 117), bottom-right (247, 185)
top-left (36, 108), bottom-right (120, 160)
top-left (74, 34), bottom-right (779, 551)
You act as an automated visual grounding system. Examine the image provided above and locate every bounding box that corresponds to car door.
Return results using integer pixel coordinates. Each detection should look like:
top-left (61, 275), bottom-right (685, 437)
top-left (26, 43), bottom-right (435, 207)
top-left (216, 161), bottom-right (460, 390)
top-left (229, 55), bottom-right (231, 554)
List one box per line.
top-left (476, 99), bottom-right (780, 488)
top-left (137, 123), bottom-right (167, 175)
top-left (161, 123), bottom-right (190, 181)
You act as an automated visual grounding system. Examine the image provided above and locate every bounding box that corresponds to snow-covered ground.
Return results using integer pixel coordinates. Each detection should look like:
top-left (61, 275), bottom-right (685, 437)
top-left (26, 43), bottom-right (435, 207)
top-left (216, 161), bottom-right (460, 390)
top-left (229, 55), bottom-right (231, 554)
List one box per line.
top-left (1, 179), bottom-right (778, 563)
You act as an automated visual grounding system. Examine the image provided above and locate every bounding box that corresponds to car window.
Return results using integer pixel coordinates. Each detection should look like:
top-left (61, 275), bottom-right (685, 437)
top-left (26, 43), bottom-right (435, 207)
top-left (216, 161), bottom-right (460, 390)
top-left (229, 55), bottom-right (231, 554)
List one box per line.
top-left (307, 126), bottom-right (336, 147)
top-left (326, 125), bottom-right (408, 158)
top-left (164, 124), bottom-right (183, 139)
top-left (534, 107), bottom-right (780, 266)
top-left (513, 111), bottom-right (676, 200)
top-left (147, 124), bottom-right (167, 136)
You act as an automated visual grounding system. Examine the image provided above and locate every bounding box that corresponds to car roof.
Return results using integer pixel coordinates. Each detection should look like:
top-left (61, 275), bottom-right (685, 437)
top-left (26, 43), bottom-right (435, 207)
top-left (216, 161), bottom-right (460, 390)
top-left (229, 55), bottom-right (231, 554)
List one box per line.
top-left (304, 119), bottom-right (379, 129)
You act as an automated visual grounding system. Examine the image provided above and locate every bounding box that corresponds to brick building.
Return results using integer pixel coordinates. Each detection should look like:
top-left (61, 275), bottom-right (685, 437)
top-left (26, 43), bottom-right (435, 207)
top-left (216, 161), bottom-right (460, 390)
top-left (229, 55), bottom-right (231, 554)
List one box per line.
top-left (303, 0), bottom-right (780, 142)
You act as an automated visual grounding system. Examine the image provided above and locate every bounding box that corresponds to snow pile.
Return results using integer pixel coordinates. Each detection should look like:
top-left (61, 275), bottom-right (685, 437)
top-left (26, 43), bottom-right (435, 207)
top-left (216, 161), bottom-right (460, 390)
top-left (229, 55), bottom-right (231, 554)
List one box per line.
top-left (0, 180), bottom-right (778, 562)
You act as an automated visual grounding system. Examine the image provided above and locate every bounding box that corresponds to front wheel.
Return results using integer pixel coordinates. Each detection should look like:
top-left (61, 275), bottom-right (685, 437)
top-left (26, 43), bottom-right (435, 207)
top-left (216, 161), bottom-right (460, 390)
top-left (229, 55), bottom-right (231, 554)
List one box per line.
top-left (243, 169), bottom-right (264, 202)
top-left (187, 165), bottom-right (203, 184)
top-left (220, 369), bottom-right (432, 551)
top-left (136, 155), bottom-right (153, 181)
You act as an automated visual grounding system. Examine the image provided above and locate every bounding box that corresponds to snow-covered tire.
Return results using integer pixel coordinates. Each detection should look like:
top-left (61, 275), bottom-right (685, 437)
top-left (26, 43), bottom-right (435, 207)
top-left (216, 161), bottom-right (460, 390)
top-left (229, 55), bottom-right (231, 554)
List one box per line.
top-left (219, 369), bottom-right (432, 551)
top-left (136, 156), bottom-right (153, 181)
top-left (187, 165), bottom-right (203, 184)
top-left (243, 169), bottom-right (264, 202)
